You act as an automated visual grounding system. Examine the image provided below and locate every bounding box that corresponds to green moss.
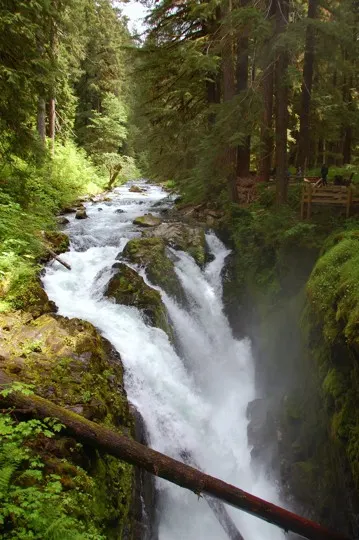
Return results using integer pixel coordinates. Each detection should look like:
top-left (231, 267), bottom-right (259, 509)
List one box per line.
top-left (122, 237), bottom-right (184, 302)
top-left (4, 267), bottom-right (55, 316)
top-left (106, 263), bottom-right (173, 338)
top-left (307, 232), bottom-right (359, 347)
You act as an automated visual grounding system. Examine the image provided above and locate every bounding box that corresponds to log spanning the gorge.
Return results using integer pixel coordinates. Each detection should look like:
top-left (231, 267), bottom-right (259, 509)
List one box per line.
top-left (0, 371), bottom-right (350, 540)
top-left (179, 450), bottom-right (244, 540)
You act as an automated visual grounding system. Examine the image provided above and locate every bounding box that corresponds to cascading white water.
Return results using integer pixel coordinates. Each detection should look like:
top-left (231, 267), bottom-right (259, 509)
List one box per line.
top-left (43, 181), bottom-right (285, 540)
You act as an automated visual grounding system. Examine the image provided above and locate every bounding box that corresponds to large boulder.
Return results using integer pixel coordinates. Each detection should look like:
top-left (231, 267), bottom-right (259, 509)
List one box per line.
top-left (133, 214), bottom-right (161, 227)
top-left (144, 221), bottom-right (206, 265)
top-left (105, 262), bottom-right (173, 337)
top-left (121, 237), bottom-right (184, 303)
top-left (0, 311), bottom-right (136, 537)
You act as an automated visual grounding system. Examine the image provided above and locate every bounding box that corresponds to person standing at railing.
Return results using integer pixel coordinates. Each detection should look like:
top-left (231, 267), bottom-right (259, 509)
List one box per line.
top-left (321, 163), bottom-right (329, 186)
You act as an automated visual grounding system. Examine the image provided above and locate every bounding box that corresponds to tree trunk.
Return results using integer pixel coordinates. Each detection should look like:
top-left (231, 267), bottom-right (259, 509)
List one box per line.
top-left (258, 0), bottom-right (276, 182)
top-left (49, 97), bottom-right (56, 155)
top-left (205, 7), bottom-right (221, 126)
top-left (221, 0), bottom-right (238, 202)
top-left (343, 126), bottom-right (352, 165)
top-left (297, 0), bottom-right (317, 173)
top-left (0, 371), bottom-right (350, 540)
top-left (37, 98), bottom-right (46, 144)
top-left (275, 0), bottom-right (289, 204)
top-left (342, 73), bottom-right (353, 165)
top-left (236, 0), bottom-right (250, 178)
top-left (48, 1), bottom-right (57, 155)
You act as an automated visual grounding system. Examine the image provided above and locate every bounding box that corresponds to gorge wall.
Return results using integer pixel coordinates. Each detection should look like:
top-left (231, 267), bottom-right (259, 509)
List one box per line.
top-left (222, 223), bottom-right (359, 538)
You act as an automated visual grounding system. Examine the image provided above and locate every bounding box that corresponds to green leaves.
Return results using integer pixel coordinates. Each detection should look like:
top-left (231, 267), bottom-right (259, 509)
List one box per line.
top-left (0, 414), bottom-right (105, 539)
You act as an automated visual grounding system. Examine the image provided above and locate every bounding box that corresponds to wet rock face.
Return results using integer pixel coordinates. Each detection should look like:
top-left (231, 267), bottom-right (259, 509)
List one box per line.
top-left (121, 237), bottom-right (185, 304)
top-left (144, 222), bottom-right (206, 266)
top-left (130, 405), bottom-right (157, 540)
top-left (133, 214), bottom-right (161, 227)
top-left (247, 398), bottom-right (279, 475)
top-left (0, 312), bottom-right (136, 538)
top-left (105, 263), bottom-right (173, 338)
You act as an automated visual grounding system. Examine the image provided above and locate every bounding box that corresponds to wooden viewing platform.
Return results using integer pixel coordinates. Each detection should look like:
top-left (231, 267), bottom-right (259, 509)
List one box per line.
top-left (301, 184), bottom-right (359, 219)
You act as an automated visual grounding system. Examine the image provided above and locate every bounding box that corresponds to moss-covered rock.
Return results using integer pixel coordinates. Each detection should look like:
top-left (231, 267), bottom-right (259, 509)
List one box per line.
top-left (133, 214), bottom-right (161, 227)
top-left (105, 263), bottom-right (173, 338)
top-left (122, 237), bottom-right (184, 303)
top-left (3, 272), bottom-right (57, 317)
top-left (43, 231), bottom-right (70, 254)
top-left (0, 312), bottom-right (136, 539)
top-left (144, 222), bottom-right (206, 266)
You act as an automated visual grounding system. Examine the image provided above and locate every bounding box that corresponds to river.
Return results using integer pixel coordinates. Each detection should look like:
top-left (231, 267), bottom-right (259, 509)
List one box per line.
top-left (42, 181), bottom-right (285, 540)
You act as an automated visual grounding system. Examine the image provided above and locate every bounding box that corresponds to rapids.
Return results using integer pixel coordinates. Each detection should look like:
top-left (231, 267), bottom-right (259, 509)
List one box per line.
top-left (43, 181), bottom-right (285, 540)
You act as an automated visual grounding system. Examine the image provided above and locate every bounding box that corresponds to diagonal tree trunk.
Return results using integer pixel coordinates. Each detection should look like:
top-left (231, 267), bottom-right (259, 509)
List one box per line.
top-left (297, 0), bottom-right (318, 173)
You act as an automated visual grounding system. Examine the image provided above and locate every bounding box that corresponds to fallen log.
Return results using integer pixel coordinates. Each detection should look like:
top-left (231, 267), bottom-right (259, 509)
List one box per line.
top-left (179, 450), bottom-right (244, 540)
top-left (0, 371), bottom-right (349, 540)
top-left (46, 246), bottom-right (71, 270)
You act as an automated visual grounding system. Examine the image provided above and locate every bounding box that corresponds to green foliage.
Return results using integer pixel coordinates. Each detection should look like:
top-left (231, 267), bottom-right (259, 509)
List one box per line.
top-left (307, 231), bottom-right (359, 345)
top-left (0, 414), bottom-right (105, 539)
top-left (0, 141), bottom-right (104, 310)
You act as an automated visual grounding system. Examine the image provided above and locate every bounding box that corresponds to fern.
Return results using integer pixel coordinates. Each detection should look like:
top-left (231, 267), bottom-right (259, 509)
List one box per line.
top-left (0, 414), bottom-right (105, 539)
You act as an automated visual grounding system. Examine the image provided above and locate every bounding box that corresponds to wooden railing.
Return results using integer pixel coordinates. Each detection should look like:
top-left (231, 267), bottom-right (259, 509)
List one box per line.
top-left (301, 184), bottom-right (359, 219)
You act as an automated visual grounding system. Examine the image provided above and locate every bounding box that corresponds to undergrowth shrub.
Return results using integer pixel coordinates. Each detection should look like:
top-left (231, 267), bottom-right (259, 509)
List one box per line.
top-left (0, 412), bottom-right (105, 539)
top-left (0, 141), bottom-right (105, 310)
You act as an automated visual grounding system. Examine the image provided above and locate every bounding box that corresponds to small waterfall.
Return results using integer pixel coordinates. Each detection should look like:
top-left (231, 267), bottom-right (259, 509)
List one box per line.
top-left (43, 181), bottom-right (285, 540)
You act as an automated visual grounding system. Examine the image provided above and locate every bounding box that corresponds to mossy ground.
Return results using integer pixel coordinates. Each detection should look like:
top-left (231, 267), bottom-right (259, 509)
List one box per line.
top-left (0, 312), bottom-right (135, 539)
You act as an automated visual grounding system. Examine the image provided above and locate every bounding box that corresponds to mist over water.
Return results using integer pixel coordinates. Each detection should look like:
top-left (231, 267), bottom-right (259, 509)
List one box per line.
top-left (43, 181), bottom-right (285, 540)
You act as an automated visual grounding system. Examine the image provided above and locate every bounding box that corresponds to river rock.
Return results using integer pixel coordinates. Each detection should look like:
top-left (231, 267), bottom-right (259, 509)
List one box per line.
top-left (133, 214), bottom-right (161, 227)
top-left (75, 208), bottom-right (88, 219)
top-left (115, 208), bottom-right (125, 214)
top-left (42, 231), bottom-right (70, 254)
top-left (57, 216), bottom-right (69, 225)
top-left (105, 262), bottom-right (173, 338)
top-left (129, 185), bottom-right (144, 193)
top-left (121, 237), bottom-right (185, 304)
top-left (144, 222), bottom-right (206, 265)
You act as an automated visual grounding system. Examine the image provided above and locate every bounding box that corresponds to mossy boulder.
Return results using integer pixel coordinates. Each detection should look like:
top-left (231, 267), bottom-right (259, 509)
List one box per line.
top-left (105, 263), bottom-right (173, 338)
top-left (43, 231), bottom-right (70, 254)
top-left (0, 312), bottom-right (136, 538)
top-left (133, 214), bottom-right (161, 227)
top-left (122, 237), bottom-right (184, 303)
top-left (3, 273), bottom-right (56, 317)
top-left (144, 221), bottom-right (206, 266)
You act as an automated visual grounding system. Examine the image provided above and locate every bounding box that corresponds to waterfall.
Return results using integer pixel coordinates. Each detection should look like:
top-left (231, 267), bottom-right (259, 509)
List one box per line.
top-left (43, 182), bottom-right (285, 540)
